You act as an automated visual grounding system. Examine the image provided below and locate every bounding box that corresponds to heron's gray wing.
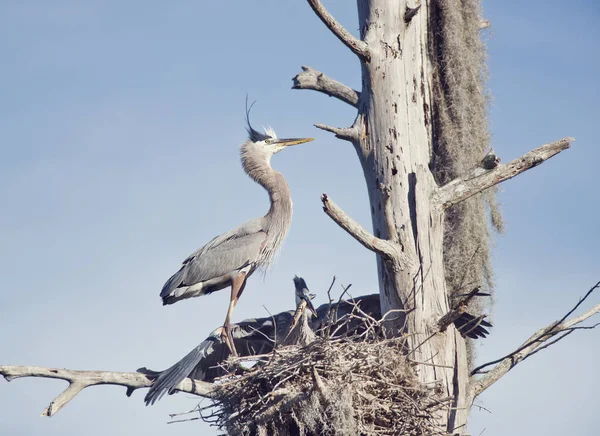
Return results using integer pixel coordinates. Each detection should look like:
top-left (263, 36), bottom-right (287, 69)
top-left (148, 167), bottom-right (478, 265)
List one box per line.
top-left (311, 294), bottom-right (381, 335)
top-left (182, 232), bottom-right (266, 284)
top-left (182, 218), bottom-right (265, 264)
top-left (161, 230), bottom-right (266, 299)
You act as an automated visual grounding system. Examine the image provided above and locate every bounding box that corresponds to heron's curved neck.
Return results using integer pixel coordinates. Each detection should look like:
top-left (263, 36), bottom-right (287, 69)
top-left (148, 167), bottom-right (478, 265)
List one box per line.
top-left (241, 150), bottom-right (293, 233)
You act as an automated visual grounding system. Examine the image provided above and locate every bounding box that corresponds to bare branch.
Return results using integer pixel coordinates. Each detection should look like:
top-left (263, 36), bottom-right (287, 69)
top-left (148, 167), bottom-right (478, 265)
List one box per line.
top-left (438, 287), bottom-right (482, 332)
top-left (435, 137), bottom-right (574, 209)
top-left (469, 281), bottom-right (600, 399)
top-left (306, 0), bottom-right (370, 60)
top-left (314, 123), bottom-right (357, 142)
top-left (0, 365), bottom-right (215, 417)
top-left (292, 66), bottom-right (360, 108)
top-left (321, 193), bottom-right (412, 268)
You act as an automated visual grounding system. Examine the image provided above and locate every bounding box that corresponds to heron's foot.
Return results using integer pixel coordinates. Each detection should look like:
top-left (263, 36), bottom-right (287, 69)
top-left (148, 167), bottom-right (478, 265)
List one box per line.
top-left (221, 324), bottom-right (238, 358)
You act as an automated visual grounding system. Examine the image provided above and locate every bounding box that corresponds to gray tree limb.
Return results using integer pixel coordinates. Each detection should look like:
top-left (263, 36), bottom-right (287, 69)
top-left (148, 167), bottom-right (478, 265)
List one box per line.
top-left (314, 123), bottom-right (358, 141)
top-left (469, 281), bottom-right (600, 400)
top-left (321, 193), bottom-right (412, 267)
top-left (306, 0), bottom-right (370, 60)
top-left (292, 66), bottom-right (360, 108)
top-left (0, 365), bottom-right (215, 417)
top-left (435, 137), bottom-right (574, 209)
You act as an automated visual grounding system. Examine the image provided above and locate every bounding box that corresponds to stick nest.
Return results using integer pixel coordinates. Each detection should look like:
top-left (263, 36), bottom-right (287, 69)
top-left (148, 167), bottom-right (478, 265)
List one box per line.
top-left (204, 336), bottom-right (449, 436)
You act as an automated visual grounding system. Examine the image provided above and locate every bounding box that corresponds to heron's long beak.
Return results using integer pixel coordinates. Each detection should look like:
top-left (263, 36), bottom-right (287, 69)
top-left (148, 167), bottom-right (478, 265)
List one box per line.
top-left (301, 292), bottom-right (318, 318)
top-left (277, 137), bottom-right (314, 147)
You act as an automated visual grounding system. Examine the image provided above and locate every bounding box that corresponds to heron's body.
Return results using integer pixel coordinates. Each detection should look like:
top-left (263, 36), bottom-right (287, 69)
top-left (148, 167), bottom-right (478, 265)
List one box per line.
top-left (158, 105), bottom-right (313, 354)
top-left (160, 218), bottom-right (269, 304)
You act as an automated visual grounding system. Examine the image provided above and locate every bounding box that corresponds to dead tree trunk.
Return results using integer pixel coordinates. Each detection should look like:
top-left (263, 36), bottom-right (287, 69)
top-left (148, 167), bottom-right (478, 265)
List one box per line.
top-left (355, 0), bottom-right (468, 430)
top-left (297, 0), bottom-right (573, 432)
top-left (305, 1), bottom-right (473, 430)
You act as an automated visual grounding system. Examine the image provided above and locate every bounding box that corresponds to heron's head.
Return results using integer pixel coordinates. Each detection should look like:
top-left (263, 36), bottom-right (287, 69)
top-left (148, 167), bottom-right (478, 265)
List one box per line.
top-left (293, 275), bottom-right (318, 317)
top-left (242, 100), bottom-right (314, 162)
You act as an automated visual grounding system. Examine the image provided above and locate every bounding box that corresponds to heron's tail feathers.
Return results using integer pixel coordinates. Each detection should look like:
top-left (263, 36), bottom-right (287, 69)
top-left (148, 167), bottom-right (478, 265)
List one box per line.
top-left (142, 337), bottom-right (216, 406)
top-left (161, 283), bottom-right (208, 305)
top-left (160, 267), bottom-right (208, 305)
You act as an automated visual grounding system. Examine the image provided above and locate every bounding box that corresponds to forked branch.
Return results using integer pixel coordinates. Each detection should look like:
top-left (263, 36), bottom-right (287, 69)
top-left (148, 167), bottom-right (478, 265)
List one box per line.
top-left (469, 281), bottom-right (600, 399)
top-left (306, 0), bottom-right (370, 60)
top-left (0, 365), bottom-right (215, 417)
top-left (435, 137), bottom-right (574, 209)
top-left (292, 66), bottom-right (360, 108)
top-left (321, 193), bottom-right (412, 267)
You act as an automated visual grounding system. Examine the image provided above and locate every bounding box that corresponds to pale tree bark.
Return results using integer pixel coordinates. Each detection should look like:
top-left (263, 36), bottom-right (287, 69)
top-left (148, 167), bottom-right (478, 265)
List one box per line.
top-left (294, 0), bottom-right (578, 433)
top-left (0, 365), bottom-right (215, 417)
top-left (354, 1), bottom-right (467, 429)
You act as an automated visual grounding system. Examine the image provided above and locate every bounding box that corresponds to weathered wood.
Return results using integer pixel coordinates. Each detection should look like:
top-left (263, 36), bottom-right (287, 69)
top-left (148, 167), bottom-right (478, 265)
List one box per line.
top-left (292, 66), bottom-right (360, 108)
top-left (298, 1), bottom-right (577, 433)
top-left (0, 365), bottom-right (214, 417)
top-left (320, 193), bottom-right (411, 266)
top-left (435, 137), bottom-right (574, 209)
top-left (306, 0), bottom-right (370, 59)
top-left (314, 123), bottom-right (357, 141)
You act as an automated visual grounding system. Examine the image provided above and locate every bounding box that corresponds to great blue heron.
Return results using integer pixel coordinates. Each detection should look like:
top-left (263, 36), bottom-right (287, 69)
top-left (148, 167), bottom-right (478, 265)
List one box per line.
top-left (142, 279), bottom-right (492, 405)
top-left (142, 275), bottom-right (318, 405)
top-left (159, 103), bottom-right (313, 354)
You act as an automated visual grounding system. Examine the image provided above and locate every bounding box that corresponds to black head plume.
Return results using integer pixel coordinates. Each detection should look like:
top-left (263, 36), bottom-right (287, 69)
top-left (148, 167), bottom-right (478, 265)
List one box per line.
top-left (245, 95), bottom-right (270, 142)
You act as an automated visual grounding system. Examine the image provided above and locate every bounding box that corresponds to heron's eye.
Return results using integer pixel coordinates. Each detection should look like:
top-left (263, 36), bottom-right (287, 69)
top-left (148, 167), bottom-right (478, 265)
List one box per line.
top-left (265, 139), bottom-right (271, 144)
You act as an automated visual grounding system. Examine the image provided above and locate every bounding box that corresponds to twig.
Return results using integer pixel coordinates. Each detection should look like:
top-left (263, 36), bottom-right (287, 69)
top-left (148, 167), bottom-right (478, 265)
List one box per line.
top-left (435, 137), bottom-right (574, 209)
top-left (306, 0), bottom-right (370, 60)
top-left (338, 283), bottom-right (353, 304)
top-left (0, 366), bottom-right (215, 417)
top-left (469, 281), bottom-right (600, 399)
top-left (261, 304), bottom-right (281, 365)
top-left (324, 276), bottom-right (337, 339)
top-left (321, 193), bottom-right (412, 267)
top-left (437, 287), bottom-right (482, 332)
top-left (408, 360), bottom-right (454, 369)
top-left (292, 66), bottom-right (360, 108)
top-left (406, 333), bottom-right (437, 358)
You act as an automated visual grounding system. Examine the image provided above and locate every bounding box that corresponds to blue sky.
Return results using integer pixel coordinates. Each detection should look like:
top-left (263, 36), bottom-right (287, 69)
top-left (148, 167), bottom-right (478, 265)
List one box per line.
top-left (0, 1), bottom-right (598, 435)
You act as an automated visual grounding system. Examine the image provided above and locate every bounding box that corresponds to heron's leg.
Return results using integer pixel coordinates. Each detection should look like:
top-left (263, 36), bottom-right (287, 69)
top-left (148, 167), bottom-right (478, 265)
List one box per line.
top-left (222, 272), bottom-right (247, 357)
